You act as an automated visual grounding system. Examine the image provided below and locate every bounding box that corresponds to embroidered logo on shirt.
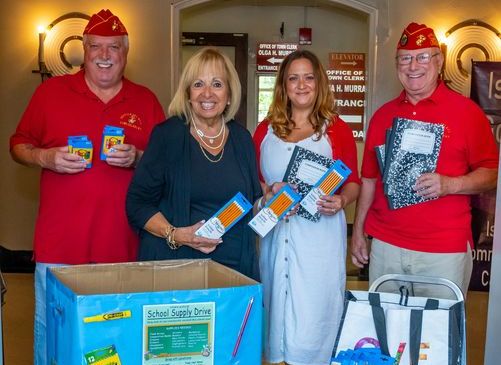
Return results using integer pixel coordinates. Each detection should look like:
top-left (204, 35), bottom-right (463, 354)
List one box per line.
top-left (119, 113), bottom-right (143, 131)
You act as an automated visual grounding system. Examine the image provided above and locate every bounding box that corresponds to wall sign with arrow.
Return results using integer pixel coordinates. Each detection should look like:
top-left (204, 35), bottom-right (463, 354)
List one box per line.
top-left (256, 42), bottom-right (298, 72)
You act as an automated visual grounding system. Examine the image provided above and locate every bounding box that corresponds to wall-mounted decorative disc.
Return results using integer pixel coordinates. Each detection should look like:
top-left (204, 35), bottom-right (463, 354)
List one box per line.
top-left (44, 12), bottom-right (90, 76)
top-left (443, 20), bottom-right (501, 96)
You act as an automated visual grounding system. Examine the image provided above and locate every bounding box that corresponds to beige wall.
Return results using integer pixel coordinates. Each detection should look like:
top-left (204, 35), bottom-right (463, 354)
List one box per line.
top-left (1, 0), bottom-right (500, 250)
top-left (0, 0), bottom-right (172, 250)
top-left (377, 0), bottom-right (501, 109)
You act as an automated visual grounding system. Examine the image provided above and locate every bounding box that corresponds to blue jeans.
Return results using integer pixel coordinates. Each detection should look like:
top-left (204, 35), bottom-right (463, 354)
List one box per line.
top-left (34, 263), bottom-right (65, 365)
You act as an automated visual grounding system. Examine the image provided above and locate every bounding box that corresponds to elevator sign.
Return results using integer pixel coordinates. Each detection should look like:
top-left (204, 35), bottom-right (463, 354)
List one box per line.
top-left (256, 43), bottom-right (298, 72)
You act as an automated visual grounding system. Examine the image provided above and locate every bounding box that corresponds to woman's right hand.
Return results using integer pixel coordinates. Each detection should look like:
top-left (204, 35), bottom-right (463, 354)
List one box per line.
top-left (175, 221), bottom-right (222, 254)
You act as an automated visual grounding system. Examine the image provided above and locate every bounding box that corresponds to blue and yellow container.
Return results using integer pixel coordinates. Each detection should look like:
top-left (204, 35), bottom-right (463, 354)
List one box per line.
top-left (68, 135), bottom-right (93, 168)
top-left (47, 260), bottom-right (262, 365)
top-left (100, 125), bottom-right (125, 160)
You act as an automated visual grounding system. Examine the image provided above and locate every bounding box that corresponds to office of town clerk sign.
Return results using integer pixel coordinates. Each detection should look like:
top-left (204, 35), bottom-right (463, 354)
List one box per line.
top-left (256, 43), bottom-right (298, 72)
top-left (328, 52), bottom-right (366, 141)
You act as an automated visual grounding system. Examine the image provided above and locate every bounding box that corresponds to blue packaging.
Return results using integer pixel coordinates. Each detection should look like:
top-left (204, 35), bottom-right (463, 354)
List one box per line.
top-left (68, 135), bottom-right (93, 168)
top-left (100, 125), bottom-right (125, 160)
top-left (195, 192), bottom-right (253, 239)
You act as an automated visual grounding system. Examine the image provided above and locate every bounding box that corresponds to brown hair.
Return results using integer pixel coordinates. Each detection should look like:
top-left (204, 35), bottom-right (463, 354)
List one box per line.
top-left (267, 50), bottom-right (336, 139)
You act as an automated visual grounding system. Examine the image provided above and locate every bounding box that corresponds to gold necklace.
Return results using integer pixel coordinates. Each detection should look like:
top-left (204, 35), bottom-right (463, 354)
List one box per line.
top-left (192, 116), bottom-right (226, 149)
top-left (198, 143), bottom-right (225, 163)
top-left (196, 124), bottom-right (226, 151)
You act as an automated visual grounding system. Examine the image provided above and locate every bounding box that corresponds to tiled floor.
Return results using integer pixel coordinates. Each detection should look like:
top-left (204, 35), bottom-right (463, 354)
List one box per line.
top-left (1, 273), bottom-right (488, 364)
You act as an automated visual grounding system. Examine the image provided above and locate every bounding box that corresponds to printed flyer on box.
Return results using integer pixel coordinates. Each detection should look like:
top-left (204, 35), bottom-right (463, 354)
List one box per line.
top-left (142, 302), bottom-right (215, 365)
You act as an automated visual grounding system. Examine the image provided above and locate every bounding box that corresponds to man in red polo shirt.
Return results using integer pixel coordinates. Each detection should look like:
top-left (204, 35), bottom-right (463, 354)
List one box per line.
top-left (10, 9), bottom-right (165, 365)
top-left (351, 22), bottom-right (498, 299)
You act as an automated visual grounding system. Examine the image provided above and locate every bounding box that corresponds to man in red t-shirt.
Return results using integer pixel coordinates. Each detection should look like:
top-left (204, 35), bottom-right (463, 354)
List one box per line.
top-left (10, 9), bottom-right (165, 365)
top-left (351, 22), bottom-right (498, 299)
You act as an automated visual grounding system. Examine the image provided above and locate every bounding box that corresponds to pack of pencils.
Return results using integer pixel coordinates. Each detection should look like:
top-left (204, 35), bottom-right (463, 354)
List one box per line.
top-left (195, 192), bottom-right (253, 239)
top-left (248, 185), bottom-right (301, 238)
top-left (300, 159), bottom-right (351, 216)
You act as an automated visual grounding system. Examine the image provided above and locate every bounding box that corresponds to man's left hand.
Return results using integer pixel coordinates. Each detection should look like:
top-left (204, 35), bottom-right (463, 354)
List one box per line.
top-left (414, 172), bottom-right (459, 199)
top-left (105, 143), bottom-right (139, 168)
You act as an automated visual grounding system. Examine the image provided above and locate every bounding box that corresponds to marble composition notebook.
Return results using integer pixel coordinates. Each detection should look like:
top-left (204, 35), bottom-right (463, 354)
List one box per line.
top-left (283, 145), bottom-right (334, 222)
top-left (383, 117), bottom-right (444, 210)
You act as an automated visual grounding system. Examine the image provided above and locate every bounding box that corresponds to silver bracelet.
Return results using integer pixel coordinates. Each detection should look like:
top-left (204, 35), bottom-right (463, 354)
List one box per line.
top-left (258, 196), bottom-right (266, 210)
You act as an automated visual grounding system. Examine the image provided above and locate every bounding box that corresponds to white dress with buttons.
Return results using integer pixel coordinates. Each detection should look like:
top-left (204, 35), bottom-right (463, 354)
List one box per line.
top-left (259, 126), bottom-right (347, 365)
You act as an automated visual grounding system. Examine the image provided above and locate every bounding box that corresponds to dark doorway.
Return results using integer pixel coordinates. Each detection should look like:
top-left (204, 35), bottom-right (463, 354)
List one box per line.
top-left (182, 32), bottom-right (248, 127)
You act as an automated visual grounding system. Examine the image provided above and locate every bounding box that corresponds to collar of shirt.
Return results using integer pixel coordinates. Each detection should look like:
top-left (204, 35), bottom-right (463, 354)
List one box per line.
top-left (397, 80), bottom-right (447, 106)
top-left (70, 69), bottom-right (130, 104)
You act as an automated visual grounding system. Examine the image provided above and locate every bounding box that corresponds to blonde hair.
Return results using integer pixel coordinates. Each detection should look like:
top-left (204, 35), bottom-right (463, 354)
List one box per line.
top-left (168, 47), bottom-right (241, 122)
top-left (267, 50), bottom-right (336, 139)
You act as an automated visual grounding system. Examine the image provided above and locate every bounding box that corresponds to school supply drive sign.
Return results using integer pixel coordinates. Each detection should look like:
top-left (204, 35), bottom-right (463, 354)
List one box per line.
top-left (143, 302), bottom-right (215, 364)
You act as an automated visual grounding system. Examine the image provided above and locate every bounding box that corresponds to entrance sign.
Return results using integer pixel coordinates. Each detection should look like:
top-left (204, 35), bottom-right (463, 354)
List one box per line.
top-left (256, 43), bottom-right (298, 72)
top-left (328, 52), bottom-right (366, 141)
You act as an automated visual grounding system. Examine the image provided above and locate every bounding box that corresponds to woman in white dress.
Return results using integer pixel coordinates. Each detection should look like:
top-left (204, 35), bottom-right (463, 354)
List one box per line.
top-left (253, 50), bottom-right (361, 365)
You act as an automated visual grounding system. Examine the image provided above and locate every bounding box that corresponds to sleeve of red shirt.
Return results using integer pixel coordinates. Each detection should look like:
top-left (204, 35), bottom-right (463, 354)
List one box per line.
top-left (10, 82), bottom-right (49, 149)
top-left (252, 120), bottom-right (270, 183)
top-left (327, 117), bottom-right (361, 185)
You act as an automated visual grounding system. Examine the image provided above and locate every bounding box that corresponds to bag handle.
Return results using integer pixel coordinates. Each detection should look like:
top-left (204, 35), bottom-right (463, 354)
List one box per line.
top-left (410, 309), bottom-right (423, 365)
top-left (425, 298), bottom-right (439, 310)
top-left (399, 285), bottom-right (409, 306)
top-left (369, 293), bottom-right (390, 356)
top-left (369, 293), bottom-right (425, 364)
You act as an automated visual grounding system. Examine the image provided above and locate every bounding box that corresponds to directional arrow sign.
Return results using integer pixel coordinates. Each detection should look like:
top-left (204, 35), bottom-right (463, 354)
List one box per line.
top-left (256, 43), bottom-right (298, 72)
top-left (267, 57), bottom-right (283, 64)
top-left (340, 61), bottom-right (358, 66)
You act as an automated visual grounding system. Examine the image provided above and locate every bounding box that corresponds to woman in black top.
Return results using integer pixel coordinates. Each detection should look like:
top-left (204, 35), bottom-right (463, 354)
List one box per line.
top-left (126, 47), bottom-right (262, 279)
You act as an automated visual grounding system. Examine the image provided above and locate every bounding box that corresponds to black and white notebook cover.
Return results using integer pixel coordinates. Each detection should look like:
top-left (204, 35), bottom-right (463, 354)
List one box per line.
top-left (282, 146), bottom-right (334, 222)
top-left (375, 144), bottom-right (386, 175)
top-left (382, 127), bottom-right (393, 193)
top-left (384, 117), bottom-right (444, 209)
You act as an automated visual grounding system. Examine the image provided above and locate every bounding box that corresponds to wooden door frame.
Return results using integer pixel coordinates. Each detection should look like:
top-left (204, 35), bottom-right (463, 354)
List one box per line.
top-left (170, 0), bottom-right (389, 125)
top-left (182, 32), bottom-right (248, 126)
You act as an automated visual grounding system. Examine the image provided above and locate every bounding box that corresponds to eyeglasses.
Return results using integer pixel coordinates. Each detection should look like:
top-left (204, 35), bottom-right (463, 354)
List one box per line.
top-left (396, 52), bottom-right (440, 65)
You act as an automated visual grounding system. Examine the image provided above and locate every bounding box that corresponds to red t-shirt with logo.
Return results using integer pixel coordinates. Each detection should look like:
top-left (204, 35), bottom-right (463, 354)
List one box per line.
top-left (362, 82), bottom-right (498, 253)
top-left (10, 70), bottom-right (165, 264)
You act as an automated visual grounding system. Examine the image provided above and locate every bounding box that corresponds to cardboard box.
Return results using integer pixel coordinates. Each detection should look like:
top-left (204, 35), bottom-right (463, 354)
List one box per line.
top-left (47, 259), bottom-right (262, 365)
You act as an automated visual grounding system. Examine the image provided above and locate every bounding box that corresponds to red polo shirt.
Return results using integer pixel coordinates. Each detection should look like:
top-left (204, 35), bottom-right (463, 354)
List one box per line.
top-left (10, 70), bottom-right (165, 264)
top-left (362, 82), bottom-right (498, 253)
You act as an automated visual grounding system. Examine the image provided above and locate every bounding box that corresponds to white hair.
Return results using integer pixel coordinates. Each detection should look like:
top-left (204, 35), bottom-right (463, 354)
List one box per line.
top-left (82, 34), bottom-right (129, 50)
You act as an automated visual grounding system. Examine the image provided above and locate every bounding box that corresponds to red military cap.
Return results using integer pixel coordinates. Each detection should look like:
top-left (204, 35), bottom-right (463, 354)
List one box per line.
top-left (397, 22), bottom-right (439, 50)
top-left (83, 9), bottom-right (128, 36)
